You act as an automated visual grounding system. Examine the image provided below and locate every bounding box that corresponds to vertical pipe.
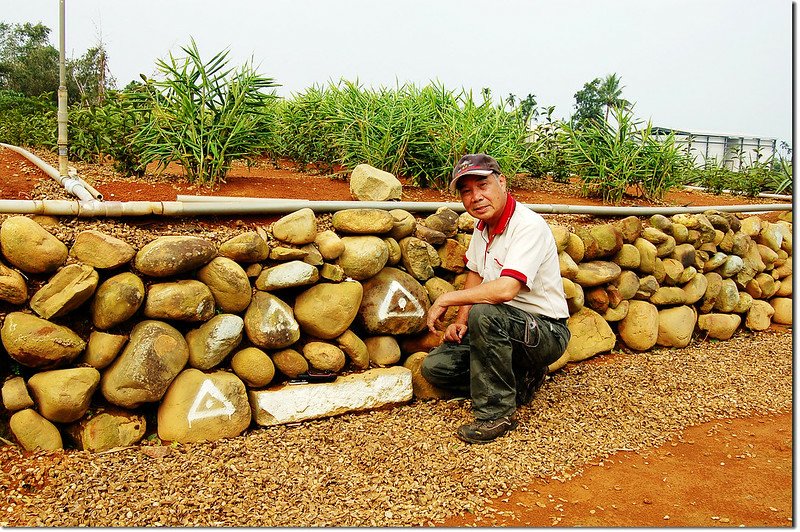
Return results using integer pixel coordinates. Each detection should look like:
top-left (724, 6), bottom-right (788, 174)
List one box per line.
top-left (57, 0), bottom-right (69, 177)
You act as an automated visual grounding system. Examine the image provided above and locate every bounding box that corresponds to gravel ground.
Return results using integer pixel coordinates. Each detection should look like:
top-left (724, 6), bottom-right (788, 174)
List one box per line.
top-left (0, 329), bottom-right (791, 527)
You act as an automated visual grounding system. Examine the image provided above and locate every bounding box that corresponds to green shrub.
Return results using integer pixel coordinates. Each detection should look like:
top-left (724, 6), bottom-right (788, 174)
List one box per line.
top-left (0, 90), bottom-right (56, 149)
top-left (132, 39), bottom-right (278, 187)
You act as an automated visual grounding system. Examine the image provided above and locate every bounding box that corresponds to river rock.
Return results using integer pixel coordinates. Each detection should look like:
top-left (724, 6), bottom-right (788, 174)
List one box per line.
top-left (364, 335), bottom-right (401, 366)
top-left (388, 209), bottom-right (416, 240)
top-left (770, 297), bottom-right (792, 325)
top-left (186, 314), bottom-right (244, 370)
top-left (80, 331), bottom-right (127, 369)
top-left (564, 232), bottom-right (585, 262)
top-left (269, 246), bottom-right (308, 261)
top-left (70, 230), bottom-right (136, 269)
top-left (1, 312), bottom-right (85, 368)
top-left (303, 341), bottom-right (346, 372)
top-left (682, 273), bottom-right (709, 304)
top-left (91, 272), bottom-right (145, 330)
top-left (197, 257), bottom-right (252, 313)
top-left (697, 313), bottom-right (741, 340)
top-left (399, 236), bottom-right (436, 281)
top-left (612, 243), bottom-right (640, 269)
top-left (713, 278), bottom-right (740, 313)
top-left (271, 208), bottom-right (317, 245)
top-left (719, 255), bottom-right (744, 278)
top-left (577, 224), bottom-right (623, 260)
top-left (612, 270), bottom-right (640, 300)
top-left (739, 216), bottom-right (762, 237)
top-left (315, 230), bottom-right (345, 260)
top-left (134, 236), bottom-right (216, 277)
top-left (774, 274), bottom-right (792, 297)
top-left (255, 260), bottom-right (319, 291)
top-left (9, 409), bottom-right (62, 451)
top-left (574, 261), bottom-right (621, 287)
top-left (100, 320), bottom-right (189, 408)
top-left (294, 280), bottom-right (363, 339)
top-left (271, 348), bottom-right (308, 378)
top-left (413, 223), bottom-right (447, 246)
top-left (548, 224), bottom-right (570, 253)
top-left (0, 261), bottom-right (27, 304)
top-left (756, 222), bottom-right (783, 252)
top-left (383, 237), bottom-right (401, 265)
top-left (671, 243), bottom-right (696, 268)
top-left (231, 347), bottom-right (275, 388)
top-left (320, 263), bottom-right (346, 282)
top-left (243, 291), bottom-right (300, 349)
top-left (66, 407), bottom-right (146, 452)
top-left (403, 352), bottom-right (453, 400)
top-left (1, 376), bottom-right (33, 411)
top-left (334, 329), bottom-right (370, 370)
top-left (29, 263), bottom-right (99, 319)
top-left (618, 300), bottom-right (659, 351)
top-left (650, 286), bottom-right (687, 306)
top-left (424, 208), bottom-right (459, 238)
top-left (332, 208), bottom-right (394, 234)
top-left (661, 258), bottom-right (685, 286)
top-left (656, 306), bottom-right (696, 348)
top-left (349, 164), bottom-right (402, 201)
top-left (615, 215), bottom-right (642, 243)
top-left (603, 299), bottom-right (629, 322)
top-left (28, 367), bottom-right (100, 423)
top-left (143, 280), bottom-right (215, 322)
top-left (560, 307), bottom-right (615, 364)
top-left (585, 286), bottom-right (610, 313)
top-left (437, 239), bottom-right (467, 273)
top-left (559, 251), bottom-right (579, 280)
top-left (634, 237), bottom-right (658, 274)
top-left (218, 231), bottom-right (270, 263)
top-left (157, 369), bottom-right (251, 443)
top-left (337, 236), bottom-right (388, 280)
top-left (0, 215), bottom-right (68, 274)
top-left (359, 267), bottom-right (430, 335)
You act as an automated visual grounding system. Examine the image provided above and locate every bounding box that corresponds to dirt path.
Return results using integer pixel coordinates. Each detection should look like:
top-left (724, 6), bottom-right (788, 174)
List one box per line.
top-left (0, 146), bottom-right (793, 527)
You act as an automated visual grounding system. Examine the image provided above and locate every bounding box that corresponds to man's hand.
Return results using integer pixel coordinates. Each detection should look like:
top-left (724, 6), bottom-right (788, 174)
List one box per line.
top-left (443, 322), bottom-right (468, 343)
top-left (426, 299), bottom-right (448, 333)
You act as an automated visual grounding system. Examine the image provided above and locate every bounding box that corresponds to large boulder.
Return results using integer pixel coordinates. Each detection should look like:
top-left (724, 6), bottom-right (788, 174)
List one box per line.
top-left (91, 272), bottom-right (146, 330)
top-left (217, 231), bottom-right (270, 263)
top-left (100, 320), bottom-right (189, 408)
top-left (231, 347), bottom-right (275, 388)
top-left (69, 230), bottom-right (136, 269)
top-left (143, 280), bottom-right (216, 322)
top-left (29, 263), bottom-right (99, 319)
top-left (294, 281), bottom-right (363, 339)
top-left (358, 267), bottom-right (430, 335)
top-left (337, 236), bottom-right (389, 280)
top-left (66, 407), bottom-right (147, 452)
top-left (332, 208), bottom-right (394, 234)
top-left (197, 257), bottom-right (252, 313)
top-left (349, 164), bottom-right (402, 201)
top-left (656, 306), bottom-right (697, 348)
top-left (157, 369), bottom-right (251, 443)
top-left (243, 292), bottom-right (300, 349)
top-left (403, 352), bottom-right (453, 400)
top-left (134, 236), bottom-right (216, 277)
top-left (574, 261), bottom-right (622, 287)
top-left (618, 300), bottom-right (659, 351)
top-left (9, 409), bottom-right (62, 451)
top-left (697, 313), bottom-right (741, 340)
top-left (0, 216), bottom-right (68, 274)
top-left (745, 300), bottom-right (775, 331)
top-left (27, 367), bottom-right (101, 423)
top-left (186, 314), bottom-right (244, 370)
top-left (1, 312), bottom-right (85, 369)
top-left (557, 307), bottom-right (616, 367)
top-left (271, 208), bottom-right (317, 245)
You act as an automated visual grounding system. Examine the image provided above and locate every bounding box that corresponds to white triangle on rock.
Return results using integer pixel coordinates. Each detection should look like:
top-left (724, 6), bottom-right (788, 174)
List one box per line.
top-left (187, 378), bottom-right (235, 427)
top-left (377, 280), bottom-right (425, 321)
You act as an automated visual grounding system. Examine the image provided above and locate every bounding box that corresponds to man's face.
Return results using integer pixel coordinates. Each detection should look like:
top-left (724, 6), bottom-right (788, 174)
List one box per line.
top-left (456, 173), bottom-right (508, 225)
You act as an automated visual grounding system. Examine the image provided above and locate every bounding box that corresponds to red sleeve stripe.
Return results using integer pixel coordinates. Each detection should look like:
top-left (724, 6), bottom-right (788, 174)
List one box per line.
top-left (501, 269), bottom-right (527, 284)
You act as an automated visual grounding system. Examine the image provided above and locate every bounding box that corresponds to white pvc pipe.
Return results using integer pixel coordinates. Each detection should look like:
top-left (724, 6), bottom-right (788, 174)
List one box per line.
top-left (0, 143), bottom-right (96, 202)
top-left (0, 199), bottom-right (788, 218)
top-left (684, 185), bottom-right (792, 201)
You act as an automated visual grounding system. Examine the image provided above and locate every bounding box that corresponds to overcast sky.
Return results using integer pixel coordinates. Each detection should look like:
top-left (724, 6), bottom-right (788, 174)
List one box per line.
top-left (3, 0), bottom-right (794, 144)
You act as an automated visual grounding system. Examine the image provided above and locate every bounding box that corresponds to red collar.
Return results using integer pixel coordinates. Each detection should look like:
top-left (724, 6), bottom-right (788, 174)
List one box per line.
top-left (476, 194), bottom-right (516, 236)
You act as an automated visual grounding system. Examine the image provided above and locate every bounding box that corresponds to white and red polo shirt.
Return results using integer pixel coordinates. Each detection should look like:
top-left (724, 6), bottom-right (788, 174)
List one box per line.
top-left (464, 194), bottom-right (569, 319)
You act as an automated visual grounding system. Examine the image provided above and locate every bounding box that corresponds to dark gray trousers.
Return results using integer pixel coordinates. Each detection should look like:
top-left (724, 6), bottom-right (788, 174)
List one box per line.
top-left (421, 303), bottom-right (570, 420)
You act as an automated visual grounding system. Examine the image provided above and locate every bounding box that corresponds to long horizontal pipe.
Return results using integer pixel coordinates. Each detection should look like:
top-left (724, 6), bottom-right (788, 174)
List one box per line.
top-left (683, 185), bottom-right (792, 201)
top-left (0, 198), bottom-right (789, 217)
top-left (0, 143), bottom-right (97, 202)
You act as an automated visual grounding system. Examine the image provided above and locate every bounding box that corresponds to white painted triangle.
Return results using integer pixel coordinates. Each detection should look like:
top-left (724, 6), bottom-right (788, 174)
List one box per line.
top-left (377, 280), bottom-right (425, 321)
top-left (187, 378), bottom-right (235, 428)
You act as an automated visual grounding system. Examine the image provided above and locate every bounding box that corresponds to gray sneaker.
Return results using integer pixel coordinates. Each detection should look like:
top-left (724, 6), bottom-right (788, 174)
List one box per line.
top-left (456, 415), bottom-right (518, 444)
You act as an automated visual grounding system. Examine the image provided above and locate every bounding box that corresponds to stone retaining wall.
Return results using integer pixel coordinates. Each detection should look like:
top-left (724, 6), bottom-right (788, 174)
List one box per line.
top-left (0, 207), bottom-right (793, 452)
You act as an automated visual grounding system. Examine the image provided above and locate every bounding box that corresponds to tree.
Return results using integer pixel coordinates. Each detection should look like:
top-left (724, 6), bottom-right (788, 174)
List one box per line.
top-left (518, 93), bottom-right (538, 125)
top-left (571, 77), bottom-right (603, 128)
top-left (0, 22), bottom-right (59, 98)
top-left (68, 43), bottom-right (116, 106)
top-left (598, 73), bottom-right (630, 122)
